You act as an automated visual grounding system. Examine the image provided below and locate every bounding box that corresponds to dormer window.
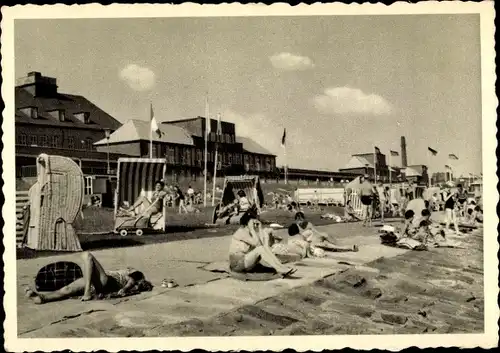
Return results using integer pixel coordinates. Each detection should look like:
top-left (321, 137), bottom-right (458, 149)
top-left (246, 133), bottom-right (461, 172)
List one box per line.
top-left (74, 112), bottom-right (90, 124)
top-left (19, 106), bottom-right (38, 119)
top-left (47, 109), bottom-right (66, 122)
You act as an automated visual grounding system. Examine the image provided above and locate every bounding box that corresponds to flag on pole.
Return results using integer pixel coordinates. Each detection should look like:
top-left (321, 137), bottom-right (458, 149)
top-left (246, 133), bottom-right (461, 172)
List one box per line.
top-left (390, 150), bottom-right (399, 157)
top-left (428, 147), bottom-right (438, 156)
top-left (445, 165), bottom-right (451, 170)
top-left (281, 128), bottom-right (286, 147)
top-left (216, 113), bottom-right (222, 136)
top-left (150, 104), bottom-right (162, 138)
top-left (448, 153), bottom-right (459, 160)
top-left (374, 146), bottom-right (381, 154)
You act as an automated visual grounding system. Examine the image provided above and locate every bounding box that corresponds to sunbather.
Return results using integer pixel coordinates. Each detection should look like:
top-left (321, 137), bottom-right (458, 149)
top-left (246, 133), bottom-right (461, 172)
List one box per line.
top-left (121, 181), bottom-right (167, 219)
top-left (292, 212), bottom-right (358, 257)
top-left (25, 252), bottom-right (153, 304)
top-left (228, 207), bottom-right (296, 277)
top-left (268, 227), bottom-right (310, 260)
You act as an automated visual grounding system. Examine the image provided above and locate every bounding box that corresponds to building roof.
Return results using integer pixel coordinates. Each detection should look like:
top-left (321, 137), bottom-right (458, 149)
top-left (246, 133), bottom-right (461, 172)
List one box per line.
top-left (15, 87), bottom-right (122, 131)
top-left (403, 166), bottom-right (422, 177)
top-left (341, 156), bottom-right (374, 169)
top-left (94, 119), bottom-right (194, 146)
top-left (236, 136), bottom-right (275, 156)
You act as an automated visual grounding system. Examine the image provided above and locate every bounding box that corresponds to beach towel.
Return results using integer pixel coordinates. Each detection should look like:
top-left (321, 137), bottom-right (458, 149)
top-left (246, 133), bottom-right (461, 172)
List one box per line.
top-left (35, 261), bottom-right (83, 292)
top-left (201, 261), bottom-right (284, 281)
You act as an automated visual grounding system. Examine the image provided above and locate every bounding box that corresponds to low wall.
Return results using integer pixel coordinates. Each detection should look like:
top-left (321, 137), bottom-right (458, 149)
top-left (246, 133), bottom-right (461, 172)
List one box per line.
top-left (294, 188), bottom-right (345, 206)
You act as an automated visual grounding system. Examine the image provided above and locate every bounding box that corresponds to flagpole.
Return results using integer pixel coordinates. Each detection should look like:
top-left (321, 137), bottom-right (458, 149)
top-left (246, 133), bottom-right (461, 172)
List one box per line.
top-left (203, 95), bottom-right (209, 207)
top-left (427, 150), bottom-right (431, 187)
top-left (212, 145), bottom-right (218, 206)
top-left (373, 147), bottom-right (377, 183)
top-left (212, 113), bottom-right (220, 206)
top-left (284, 146), bottom-right (288, 185)
top-left (389, 153), bottom-right (392, 186)
top-left (149, 102), bottom-right (153, 158)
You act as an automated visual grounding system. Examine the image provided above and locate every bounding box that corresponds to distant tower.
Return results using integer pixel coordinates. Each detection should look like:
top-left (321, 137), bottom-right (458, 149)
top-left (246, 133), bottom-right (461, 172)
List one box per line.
top-left (401, 136), bottom-right (408, 167)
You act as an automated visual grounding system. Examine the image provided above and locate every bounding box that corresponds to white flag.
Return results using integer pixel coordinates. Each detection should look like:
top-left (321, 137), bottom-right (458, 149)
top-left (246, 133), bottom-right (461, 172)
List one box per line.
top-left (150, 104), bottom-right (162, 138)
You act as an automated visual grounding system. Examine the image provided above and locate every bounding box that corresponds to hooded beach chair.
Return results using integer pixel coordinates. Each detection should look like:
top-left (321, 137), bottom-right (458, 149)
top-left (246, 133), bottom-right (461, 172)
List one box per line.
top-left (343, 176), bottom-right (365, 219)
top-left (22, 154), bottom-right (84, 251)
top-left (212, 175), bottom-right (264, 225)
top-left (113, 158), bottom-right (168, 236)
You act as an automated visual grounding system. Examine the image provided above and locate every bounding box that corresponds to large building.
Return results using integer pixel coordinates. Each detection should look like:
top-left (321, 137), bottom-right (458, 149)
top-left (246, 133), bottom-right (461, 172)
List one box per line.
top-left (15, 71), bottom-right (124, 177)
top-left (339, 152), bottom-right (400, 182)
top-left (95, 117), bottom-right (277, 182)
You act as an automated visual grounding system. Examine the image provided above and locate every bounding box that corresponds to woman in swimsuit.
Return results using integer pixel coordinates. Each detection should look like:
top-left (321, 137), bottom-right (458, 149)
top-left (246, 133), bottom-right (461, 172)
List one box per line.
top-left (173, 186), bottom-right (188, 214)
top-left (228, 207), bottom-right (296, 277)
top-left (123, 181), bottom-right (167, 219)
top-left (25, 252), bottom-right (153, 304)
top-left (292, 212), bottom-right (358, 257)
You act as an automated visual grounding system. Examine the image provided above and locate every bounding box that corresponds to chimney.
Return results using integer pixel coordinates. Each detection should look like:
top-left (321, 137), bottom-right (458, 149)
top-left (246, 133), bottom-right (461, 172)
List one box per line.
top-left (401, 136), bottom-right (408, 167)
top-left (16, 71), bottom-right (58, 97)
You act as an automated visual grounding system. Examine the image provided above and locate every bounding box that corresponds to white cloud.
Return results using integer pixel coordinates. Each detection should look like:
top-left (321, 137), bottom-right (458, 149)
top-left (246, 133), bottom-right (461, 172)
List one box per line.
top-left (269, 52), bottom-right (314, 71)
top-left (313, 87), bottom-right (393, 116)
top-left (119, 64), bottom-right (156, 92)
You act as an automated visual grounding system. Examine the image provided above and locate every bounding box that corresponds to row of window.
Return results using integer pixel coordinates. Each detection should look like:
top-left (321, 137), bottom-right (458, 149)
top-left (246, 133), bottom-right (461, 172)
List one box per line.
top-left (16, 134), bottom-right (96, 151)
top-left (155, 145), bottom-right (275, 171)
top-left (20, 107), bottom-right (91, 124)
top-left (207, 132), bottom-right (236, 144)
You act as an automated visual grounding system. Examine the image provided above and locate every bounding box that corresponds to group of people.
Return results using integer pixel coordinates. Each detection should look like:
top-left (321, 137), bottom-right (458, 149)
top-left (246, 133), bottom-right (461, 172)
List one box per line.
top-left (118, 181), bottom-right (202, 223)
top-left (349, 175), bottom-right (483, 231)
top-left (228, 206), bottom-right (359, 276)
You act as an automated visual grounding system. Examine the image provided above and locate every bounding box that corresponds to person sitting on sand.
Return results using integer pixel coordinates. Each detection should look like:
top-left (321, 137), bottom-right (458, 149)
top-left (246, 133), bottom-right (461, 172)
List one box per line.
top-left (120, 181), bottom-right (167, 219)
top-left (228, 206), bottom-right (296, 277)
top-left (25, 252), bottom-right (153, 304)
top-left (291, 212), bottom-right (358, 257)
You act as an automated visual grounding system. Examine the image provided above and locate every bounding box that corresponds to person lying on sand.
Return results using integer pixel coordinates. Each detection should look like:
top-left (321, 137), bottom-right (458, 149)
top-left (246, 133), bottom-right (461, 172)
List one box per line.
top-left (291, 212), bottom-right (358, 257)
top-left (25, 252), bottom-right (153, 304)
top-left (267, 227), bottom-right (311, 260)
top-left (228, 206), bottom-right (297, 277)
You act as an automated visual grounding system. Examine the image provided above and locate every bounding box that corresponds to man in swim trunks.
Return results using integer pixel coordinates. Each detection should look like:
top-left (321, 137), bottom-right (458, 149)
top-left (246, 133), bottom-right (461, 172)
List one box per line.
top-left (359, 175), bottom-right (376, 227)
top-left (442, 186), bottom-right (460, 235)
top-left (456, 184), bottom-right (468, 217)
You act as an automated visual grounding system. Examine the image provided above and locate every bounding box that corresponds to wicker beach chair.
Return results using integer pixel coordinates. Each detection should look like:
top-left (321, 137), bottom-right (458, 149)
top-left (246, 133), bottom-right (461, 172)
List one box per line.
top-left (23, 154), bottom-right (84, 251)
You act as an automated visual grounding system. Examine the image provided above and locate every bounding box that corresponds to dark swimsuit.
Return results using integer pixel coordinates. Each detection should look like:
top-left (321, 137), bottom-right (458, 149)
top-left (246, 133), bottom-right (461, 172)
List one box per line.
top-left (360, 195), bottom-right (373, 206)
top-left (444, 193), bottom-right (455, 210)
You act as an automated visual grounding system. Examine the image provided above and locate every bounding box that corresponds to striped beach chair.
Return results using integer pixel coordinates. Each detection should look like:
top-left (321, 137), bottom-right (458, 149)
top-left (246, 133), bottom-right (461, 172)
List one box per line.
top-left (347, 192), bottom-right (364, 219)
top-left (114, 158), bottom-right (168, 235)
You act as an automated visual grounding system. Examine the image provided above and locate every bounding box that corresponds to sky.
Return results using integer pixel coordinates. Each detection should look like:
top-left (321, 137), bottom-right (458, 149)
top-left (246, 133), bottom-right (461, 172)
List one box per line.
top-left (15, 15), bottom-right (482, 176)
